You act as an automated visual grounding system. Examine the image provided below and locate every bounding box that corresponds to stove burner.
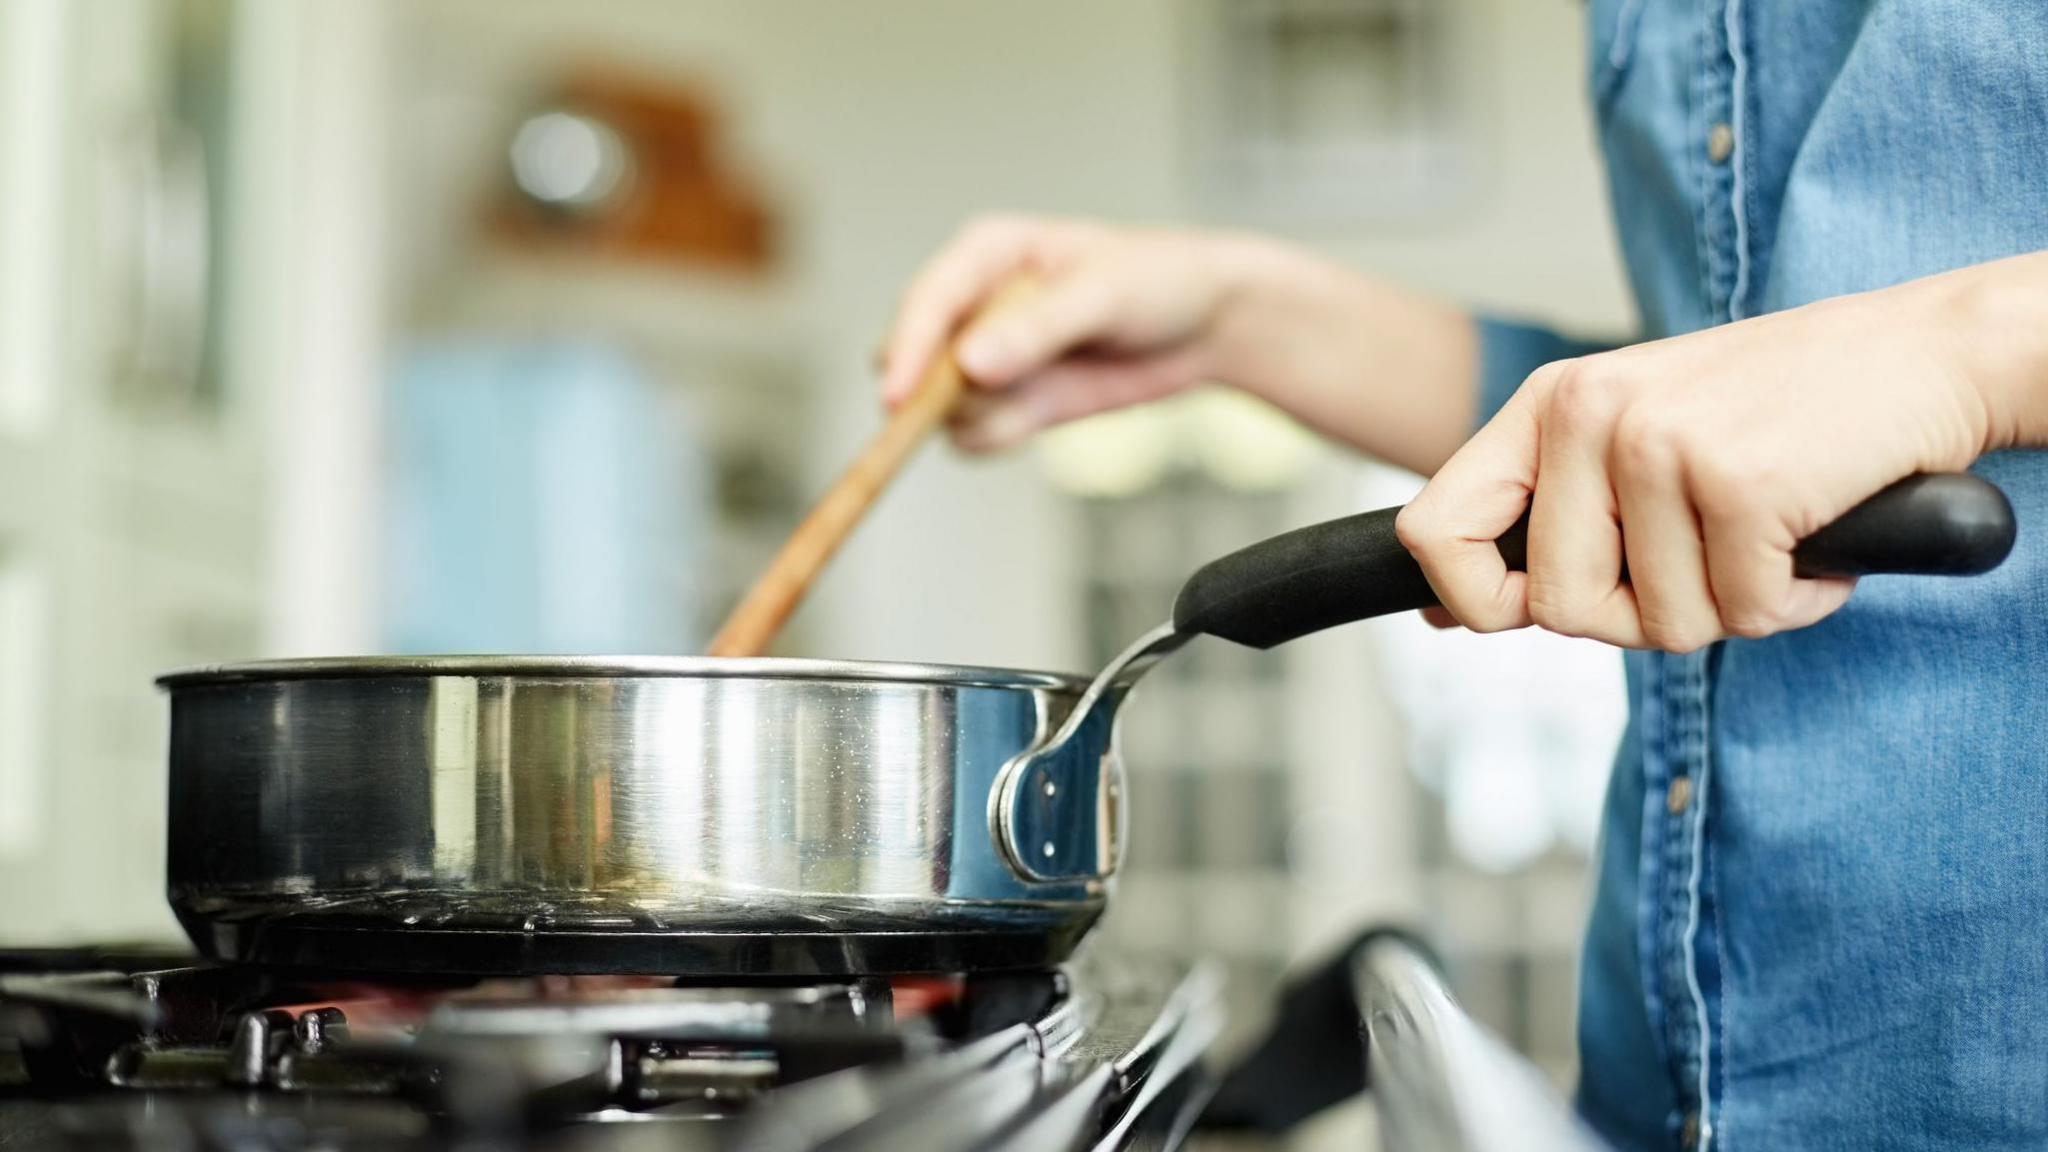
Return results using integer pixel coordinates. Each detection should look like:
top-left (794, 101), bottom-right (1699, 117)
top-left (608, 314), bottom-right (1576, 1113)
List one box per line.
top-left (0, 950), bottom-right (1215, 1151)
top-left (178, 908), bottom-right (1097, 978)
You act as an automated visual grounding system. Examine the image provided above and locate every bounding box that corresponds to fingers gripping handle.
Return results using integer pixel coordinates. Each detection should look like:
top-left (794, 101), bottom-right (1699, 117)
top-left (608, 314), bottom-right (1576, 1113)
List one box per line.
top-left (1172, 473), bottom-right (2017, 650)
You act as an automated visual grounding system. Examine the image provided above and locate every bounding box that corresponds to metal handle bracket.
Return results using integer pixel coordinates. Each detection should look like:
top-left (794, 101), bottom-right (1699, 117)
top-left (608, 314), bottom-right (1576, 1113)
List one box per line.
top-left (992, 622), bottom-right (1188, 884)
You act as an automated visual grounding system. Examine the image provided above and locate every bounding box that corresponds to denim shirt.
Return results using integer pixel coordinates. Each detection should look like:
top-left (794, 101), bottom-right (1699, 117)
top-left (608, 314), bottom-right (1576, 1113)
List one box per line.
top-left (1474, 3), bottom-right (2048, 1150)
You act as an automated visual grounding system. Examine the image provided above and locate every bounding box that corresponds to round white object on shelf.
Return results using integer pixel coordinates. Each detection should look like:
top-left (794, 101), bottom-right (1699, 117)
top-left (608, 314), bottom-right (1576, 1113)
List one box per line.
top-left (1036, 404), bottom-right (1176, 498)
top-left (1186, 389), bottom-right (1320, 492)
top-left (509, 110), bottom-right (634, 212)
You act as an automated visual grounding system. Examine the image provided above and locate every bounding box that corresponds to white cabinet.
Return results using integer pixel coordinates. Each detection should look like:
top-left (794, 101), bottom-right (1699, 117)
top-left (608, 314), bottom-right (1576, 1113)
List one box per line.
top-left (0, 0), bottom-right (385, 942)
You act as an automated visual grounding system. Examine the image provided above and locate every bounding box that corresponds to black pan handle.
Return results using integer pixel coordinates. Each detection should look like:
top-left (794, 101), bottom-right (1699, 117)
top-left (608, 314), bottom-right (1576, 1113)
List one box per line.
top-left (1173, 472), bottom-right (2016, 650)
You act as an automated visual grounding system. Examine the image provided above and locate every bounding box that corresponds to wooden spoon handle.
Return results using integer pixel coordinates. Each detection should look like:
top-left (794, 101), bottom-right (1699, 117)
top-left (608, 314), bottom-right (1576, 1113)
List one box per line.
top-left (707, 279), bottom-right (1036, 657)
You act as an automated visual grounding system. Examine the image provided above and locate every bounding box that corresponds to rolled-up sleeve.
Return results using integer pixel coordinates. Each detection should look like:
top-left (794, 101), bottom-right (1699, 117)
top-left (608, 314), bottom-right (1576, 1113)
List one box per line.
top-left (1473, 315), bottom-right (1619, 429)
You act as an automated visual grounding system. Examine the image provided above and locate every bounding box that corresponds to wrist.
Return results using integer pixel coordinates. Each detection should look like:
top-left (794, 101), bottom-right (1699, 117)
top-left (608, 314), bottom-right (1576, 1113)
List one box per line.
top-left (1927, 251), bottom-right (2048, 452)
top-left (1190, 233), bottom-right (1480, 473)
top-left (1196, 232), bottom-right (1307, 393)
top-left (1197, 233), bottom-right (1369, 402)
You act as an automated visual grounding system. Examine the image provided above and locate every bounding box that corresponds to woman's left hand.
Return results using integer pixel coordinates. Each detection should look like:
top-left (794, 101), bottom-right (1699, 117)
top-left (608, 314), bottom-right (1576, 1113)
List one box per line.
top-left (1394, 261), bottom-right (2041, 652)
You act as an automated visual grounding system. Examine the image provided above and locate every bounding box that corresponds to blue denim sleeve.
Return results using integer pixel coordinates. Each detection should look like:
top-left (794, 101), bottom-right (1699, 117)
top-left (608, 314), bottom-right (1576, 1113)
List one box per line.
top-left (1473, 315), bottom-right (1617, 429)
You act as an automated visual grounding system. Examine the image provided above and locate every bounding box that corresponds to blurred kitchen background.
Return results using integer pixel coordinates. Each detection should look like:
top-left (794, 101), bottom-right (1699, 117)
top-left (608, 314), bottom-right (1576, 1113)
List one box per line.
top-left (0, 0), bottom-right (1633, 1145)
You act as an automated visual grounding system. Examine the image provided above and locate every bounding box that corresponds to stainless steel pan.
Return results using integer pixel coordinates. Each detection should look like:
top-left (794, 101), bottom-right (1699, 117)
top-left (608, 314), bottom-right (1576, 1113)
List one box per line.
top-left (159, 473), bottom-right (2016, 977)
top-left (160, 657), bottom-right (1117, 976)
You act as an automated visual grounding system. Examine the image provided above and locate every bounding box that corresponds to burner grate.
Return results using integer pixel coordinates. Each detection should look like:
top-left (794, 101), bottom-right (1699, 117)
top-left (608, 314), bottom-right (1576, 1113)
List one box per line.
top-left (0, 950), bottom-right (1213, 1151)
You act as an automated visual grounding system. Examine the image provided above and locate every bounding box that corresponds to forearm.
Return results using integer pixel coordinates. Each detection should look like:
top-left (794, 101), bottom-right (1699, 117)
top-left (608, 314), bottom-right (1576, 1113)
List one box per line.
top-left (1202, 236), bottom-right (1480, 476)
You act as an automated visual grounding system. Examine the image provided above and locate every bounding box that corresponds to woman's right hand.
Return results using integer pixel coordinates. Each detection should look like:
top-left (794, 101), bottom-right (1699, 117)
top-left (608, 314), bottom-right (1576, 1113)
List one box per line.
top-left (880, 215), bottom-right (1260, 452)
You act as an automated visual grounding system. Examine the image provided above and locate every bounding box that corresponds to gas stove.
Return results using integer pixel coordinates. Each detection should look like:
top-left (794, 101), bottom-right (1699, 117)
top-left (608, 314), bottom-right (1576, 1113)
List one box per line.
top-left (0, 948), bottom-right (1221, 1151)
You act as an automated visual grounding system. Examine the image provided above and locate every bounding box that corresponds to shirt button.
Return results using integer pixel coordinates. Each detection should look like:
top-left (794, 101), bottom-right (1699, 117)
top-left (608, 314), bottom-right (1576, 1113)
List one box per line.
top-left (1666, 775), bottom-right (1694, 815)
top-left (1707, 122), bottom-right (1735, 164)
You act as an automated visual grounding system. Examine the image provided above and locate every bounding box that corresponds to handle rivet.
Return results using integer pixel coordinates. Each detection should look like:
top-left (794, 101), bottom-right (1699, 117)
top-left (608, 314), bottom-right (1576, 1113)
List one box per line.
top-left (1043, 779), bottom-right (1057, 798)
top-left (1042, 842), bottom-right (1056, 858)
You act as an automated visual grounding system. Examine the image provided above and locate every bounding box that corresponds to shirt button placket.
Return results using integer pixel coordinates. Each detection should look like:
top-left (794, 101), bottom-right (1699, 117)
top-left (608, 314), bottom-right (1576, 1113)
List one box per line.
top-left (1677, 0), bottom-right (1744, 1137)
top-left (1698, 0), bottom-right (1745, 326)
top-left (1655, 653), bottom-right (1710, 1127)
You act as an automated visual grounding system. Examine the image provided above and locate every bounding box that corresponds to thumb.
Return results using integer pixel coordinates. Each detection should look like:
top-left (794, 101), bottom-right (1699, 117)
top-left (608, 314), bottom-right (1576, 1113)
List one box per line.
top-left (955, 271), bottom-right (1114, 388)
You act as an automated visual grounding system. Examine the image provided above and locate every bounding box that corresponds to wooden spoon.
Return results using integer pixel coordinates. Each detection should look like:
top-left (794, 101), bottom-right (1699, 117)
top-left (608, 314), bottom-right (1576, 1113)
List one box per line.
top-left (707, 278), bottom-right (1037, 657)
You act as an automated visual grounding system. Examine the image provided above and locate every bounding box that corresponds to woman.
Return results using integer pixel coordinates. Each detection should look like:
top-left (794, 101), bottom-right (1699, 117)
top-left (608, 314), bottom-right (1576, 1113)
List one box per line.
top-left (879, 3), bottom-right (2048, 1150)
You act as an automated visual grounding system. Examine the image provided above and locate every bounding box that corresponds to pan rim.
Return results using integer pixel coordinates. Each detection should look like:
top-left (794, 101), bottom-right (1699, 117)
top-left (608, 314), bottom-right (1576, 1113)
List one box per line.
top-left (155, 654), bottom-right (1092, 693)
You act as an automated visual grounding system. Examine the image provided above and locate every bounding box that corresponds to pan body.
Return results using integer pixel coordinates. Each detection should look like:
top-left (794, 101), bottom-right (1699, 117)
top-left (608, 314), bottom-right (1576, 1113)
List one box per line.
top-left (159, 657), bottom-right (1112, 976)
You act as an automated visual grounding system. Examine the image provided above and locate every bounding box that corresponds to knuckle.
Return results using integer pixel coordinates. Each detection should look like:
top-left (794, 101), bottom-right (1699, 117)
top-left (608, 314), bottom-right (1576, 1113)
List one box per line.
top-left (1393, 503), bottom-right (1436, 557)
top-left (1611, 404), bottom-right (1687, 479)
top-left (1686, 451), bottom-right (1742, 501)
top-left (1523, 357), bottom-right (1573, 393)
top-left (1687, 452), bottom-right (1786, 521)
top-left (1540, 359), bottom-right (1619, 431)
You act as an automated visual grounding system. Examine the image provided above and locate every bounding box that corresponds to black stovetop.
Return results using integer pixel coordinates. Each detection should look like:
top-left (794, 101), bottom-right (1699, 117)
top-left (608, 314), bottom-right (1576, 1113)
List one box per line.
top-left (0, 947), bottom-right (1221, 1151)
